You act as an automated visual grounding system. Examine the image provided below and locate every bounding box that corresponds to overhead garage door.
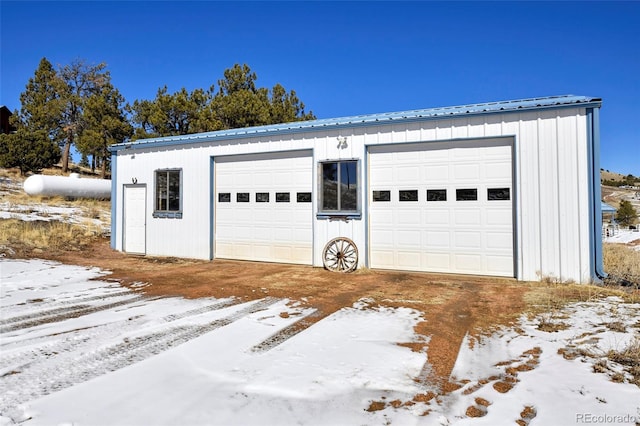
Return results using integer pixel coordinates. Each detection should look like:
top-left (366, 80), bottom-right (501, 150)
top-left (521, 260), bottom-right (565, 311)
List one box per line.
top-left (214, 150), bottom-right (313, 265)
top-left (368, 138), bottom-right (514, 277)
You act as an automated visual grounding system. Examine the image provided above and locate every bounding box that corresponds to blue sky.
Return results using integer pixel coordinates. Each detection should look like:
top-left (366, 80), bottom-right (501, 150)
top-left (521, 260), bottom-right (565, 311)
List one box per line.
top-left (1, 1), bottom-right (638, 175)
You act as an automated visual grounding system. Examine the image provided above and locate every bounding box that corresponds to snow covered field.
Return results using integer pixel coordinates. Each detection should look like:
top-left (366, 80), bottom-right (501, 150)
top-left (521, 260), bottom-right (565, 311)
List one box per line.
top-left (605, 229), bottom-right (640, 251)
top-left (1, 259), bottom-right (639, 425)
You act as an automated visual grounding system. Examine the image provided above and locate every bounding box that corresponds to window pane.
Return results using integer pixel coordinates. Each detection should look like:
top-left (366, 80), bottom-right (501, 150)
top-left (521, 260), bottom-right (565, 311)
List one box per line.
top-left (297, 192), bottom-right (311, 202)
top-left (237, 192), bottom-right (249, 202)
top-left (256, 192), bottom-right (269, 202)
top-left (276, 192), bottom-right (290, 202)
top-left (488, 188), bottom-right (510, 200)
top-left (218, 193), bottom-right (231, 202)
top-left (168, 171), bottom-right (180, 211)
top-left (372, 190), bottom-right (390, 202)
top-left (156, 171), bottom-right (167, 211)
top-left (340, 161), bottom-right (358, 211)
top-left (456, 188), bottom-right (477, 201)
top-left (427, 189), bottom-right (447, 201)
top-left (399, 190), bottom-right (418, 201)
top-left (322, 162), bottom-right (338, 211)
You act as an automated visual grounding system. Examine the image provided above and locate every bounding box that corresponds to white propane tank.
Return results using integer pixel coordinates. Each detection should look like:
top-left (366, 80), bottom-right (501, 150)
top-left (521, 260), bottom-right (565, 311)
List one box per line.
top-left (23, 174), bottom-right (111, 199)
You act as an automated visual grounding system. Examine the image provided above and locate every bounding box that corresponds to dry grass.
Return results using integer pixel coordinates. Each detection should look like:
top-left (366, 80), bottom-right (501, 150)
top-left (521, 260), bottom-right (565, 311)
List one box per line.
top-left (608, 339), bottom-right (640, 386)
top-left (0, 218), bottom-right (103, 256)
top-left (603, 243), bottom-right (640, 285)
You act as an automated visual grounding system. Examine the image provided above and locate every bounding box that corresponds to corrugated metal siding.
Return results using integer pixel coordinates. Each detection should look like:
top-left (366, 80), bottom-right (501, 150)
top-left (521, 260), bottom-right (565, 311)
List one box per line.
top-left (113, 103), bottom-right (595, 282)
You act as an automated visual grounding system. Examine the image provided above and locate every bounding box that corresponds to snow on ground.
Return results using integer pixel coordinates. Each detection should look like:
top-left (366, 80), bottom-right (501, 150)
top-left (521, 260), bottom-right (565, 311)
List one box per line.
top-left (1, 260), bottom-right (639, 426)
top-left (605, 229), bottom-right (640, 251)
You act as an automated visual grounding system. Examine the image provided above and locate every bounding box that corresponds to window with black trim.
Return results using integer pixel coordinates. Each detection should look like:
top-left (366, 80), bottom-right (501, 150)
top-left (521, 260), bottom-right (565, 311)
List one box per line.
top-left (256, 192), bottom-right (269, 203)
top-left (218, 193), bottom-right (231, 203)
top-left (320, 160), bottom-right (359, 212)
top-left (427, 189), bottom-right (447, 201)
top-left (399, 190), bottom-right (418, 202)
top-left (297, 192), bottom-right (311, 203)
top-left (372, 190), bottom-right (390, 202)
top-left (456, 188), bottom-right (477, 201)
top-left (237, 192), bottom-right (249, 202)
top-left (488, 188), bottom-right (510, 200)
top-left (276, 192), bottom-right (290, 202)
top-left (155, 169), bottom-right (181, 212)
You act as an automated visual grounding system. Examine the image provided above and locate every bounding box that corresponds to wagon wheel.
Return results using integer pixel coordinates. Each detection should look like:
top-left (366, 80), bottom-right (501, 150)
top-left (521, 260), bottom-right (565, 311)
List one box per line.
top-left (322, 237), bottom-right (358, 273)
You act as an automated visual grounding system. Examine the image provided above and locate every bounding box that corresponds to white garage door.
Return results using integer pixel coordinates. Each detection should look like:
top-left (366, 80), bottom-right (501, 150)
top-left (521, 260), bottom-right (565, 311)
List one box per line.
top-left (123, 185), bottom-right (146, 255)
top-left (369, 139), bottom-right (514, 277)
top-left (214, 150), bottom-right (313, 265)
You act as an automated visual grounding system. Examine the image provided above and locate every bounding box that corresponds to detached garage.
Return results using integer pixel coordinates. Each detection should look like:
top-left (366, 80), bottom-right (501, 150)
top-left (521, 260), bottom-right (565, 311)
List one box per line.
top-left (109, 95), bottom-right (605, 283)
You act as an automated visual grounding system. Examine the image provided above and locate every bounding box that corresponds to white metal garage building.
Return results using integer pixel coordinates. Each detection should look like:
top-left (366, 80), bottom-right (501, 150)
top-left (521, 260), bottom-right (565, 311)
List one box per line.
top-left (109, 95), bottom-right (605, 283)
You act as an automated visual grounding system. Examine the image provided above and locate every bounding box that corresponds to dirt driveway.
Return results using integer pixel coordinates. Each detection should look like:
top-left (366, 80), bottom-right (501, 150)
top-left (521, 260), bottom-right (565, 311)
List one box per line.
top-left (43, 239), bottom-right (529, 391)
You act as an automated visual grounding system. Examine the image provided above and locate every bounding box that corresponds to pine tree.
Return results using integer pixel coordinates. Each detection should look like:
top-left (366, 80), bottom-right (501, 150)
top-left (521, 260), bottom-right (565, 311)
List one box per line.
top-left (616, 200), bottom-right (638, 227)
top-left (78, 82), bottom-right (132, 178)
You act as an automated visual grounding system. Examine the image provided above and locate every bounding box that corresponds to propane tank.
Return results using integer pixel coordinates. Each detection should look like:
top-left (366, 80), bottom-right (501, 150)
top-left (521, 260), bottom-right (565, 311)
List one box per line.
top-left (23, 174), bottom-right (111, 199)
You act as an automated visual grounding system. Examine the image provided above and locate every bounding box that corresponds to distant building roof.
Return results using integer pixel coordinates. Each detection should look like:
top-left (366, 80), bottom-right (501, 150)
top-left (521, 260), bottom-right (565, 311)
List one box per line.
top-left (111, 94), bottom-right (602, 152)
top-left (601, 202), bottom-right (616, 213)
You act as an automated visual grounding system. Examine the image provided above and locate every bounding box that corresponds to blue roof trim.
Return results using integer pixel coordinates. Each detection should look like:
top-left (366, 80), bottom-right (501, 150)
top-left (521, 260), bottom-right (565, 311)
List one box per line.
top-left (110, 95), bottom-right (601, 152)
top-left (601, 202), bottom-right (616, 213)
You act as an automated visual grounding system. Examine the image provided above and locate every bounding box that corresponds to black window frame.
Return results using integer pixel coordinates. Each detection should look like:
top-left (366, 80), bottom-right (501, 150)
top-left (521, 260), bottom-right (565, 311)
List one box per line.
top-left (427, 189), bottom-right (447, 202)
top-left (372, 190), bottom-right (391, 202)
top-left (256, 192), bottom-right (270, 203)
top-left (218, 192), bottom-right (231, 203)
top-left (399, 190), bottom-right (419, 202)
top-left (488, 188), bottom-right (511, 201)
top-left (276, 192), bottom-right (290, 203)
top-left (297, 192), bottom-right (312, 203)
top-left (456, 188), bottom-right (478, 201)
top-left (153, 169), bottom-right (182, 218)
top-left (237, 192), bottom-right (250, 203)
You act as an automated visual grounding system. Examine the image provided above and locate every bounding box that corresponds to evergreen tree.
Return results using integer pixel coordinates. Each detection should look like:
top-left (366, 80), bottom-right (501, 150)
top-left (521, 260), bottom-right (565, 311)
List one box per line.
top-left (78, 82), bottom-right (132, 178)
top-left (0, 128), bottom-right (61, 175)
top-left (128, 86), bottom-right (218, 139)
top-left (129, 63), bottom-right (315, 138)
top-left (616, 200), bottom-right (638, 227)
top-left (58, 60), bottom-right (110, 172)
top-left (17, 57), bottom-right (65, 145)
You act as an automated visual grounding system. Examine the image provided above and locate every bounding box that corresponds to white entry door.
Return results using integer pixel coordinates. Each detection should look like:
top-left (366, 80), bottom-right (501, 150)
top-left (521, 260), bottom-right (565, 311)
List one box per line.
top-left (368, 138), bottom-right (514, 277)
top-left (123, 185), bottom-right (146, 254)
top-left (214, 150), bottom-right (313, 265)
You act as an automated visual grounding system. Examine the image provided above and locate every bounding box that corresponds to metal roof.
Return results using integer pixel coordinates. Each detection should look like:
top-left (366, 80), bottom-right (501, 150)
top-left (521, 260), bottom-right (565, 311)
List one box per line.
top-left (601, 202), bottom-right (617, 213)
top-left (111, 94), bottom-right (601, 151)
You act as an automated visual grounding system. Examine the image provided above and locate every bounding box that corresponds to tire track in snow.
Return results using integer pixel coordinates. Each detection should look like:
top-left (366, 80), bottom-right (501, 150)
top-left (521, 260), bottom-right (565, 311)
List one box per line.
top-left (0, 298), bottom-right (242, 374)
top-left (0, 290), bottom-right (137, 325)
top-left (0, 295), bottom-right (147, 333)
top-left (0, 297), bottom-right (280, 421)
top-left (250, 309), bottom-right (324, 353)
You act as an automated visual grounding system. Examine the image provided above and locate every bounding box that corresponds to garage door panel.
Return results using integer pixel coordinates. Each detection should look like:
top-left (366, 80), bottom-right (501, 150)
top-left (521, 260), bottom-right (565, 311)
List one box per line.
top-left (215, 151), bottom-right (312, 265)
top-left (369, 140), bottom-right (514, 277)
top-left (424, 252), bottom-right (451, 270)
top-left (426, 166), bottom-right (449, 181)
top-left (425, 230), bottom-right (450, 248)
top-left (397, 230), bottom-right (421, 247)
top-left (454, 254), bottom-right (483, 272)
top-left (398, 251), bottom-right (422, 268)
top-left (454, 209), bottom-right (482, 225)
top-left (486, 234), bottom-right (513, 251)
top-left (425, 209), bottom-right (450, 225)
top-left (453, 163), bottom-right (481, 180)
top-left (454, 231), bottom-right (481, 249)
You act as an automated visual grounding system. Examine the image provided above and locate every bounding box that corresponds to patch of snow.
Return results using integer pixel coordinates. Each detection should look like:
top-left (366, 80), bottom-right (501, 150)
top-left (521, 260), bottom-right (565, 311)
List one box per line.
top-left (1, 259), bottom-right (639, 426)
